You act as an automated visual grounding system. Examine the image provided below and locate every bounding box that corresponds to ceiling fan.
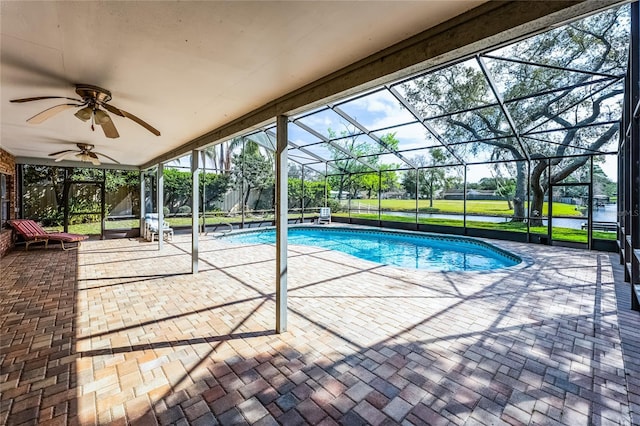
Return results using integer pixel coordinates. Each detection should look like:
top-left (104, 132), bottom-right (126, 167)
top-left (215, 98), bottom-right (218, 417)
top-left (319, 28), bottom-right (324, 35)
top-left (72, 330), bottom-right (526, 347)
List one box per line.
top-left (49, 143), bottom-right (120, 166)
top-left (10, 84), bottom-right (161, 139)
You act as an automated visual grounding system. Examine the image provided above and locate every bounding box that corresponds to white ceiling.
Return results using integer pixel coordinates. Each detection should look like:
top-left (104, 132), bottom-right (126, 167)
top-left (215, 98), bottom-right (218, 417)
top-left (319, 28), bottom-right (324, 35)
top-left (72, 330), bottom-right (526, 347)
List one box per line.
top-left (1, 1), bottom-right (486, 167)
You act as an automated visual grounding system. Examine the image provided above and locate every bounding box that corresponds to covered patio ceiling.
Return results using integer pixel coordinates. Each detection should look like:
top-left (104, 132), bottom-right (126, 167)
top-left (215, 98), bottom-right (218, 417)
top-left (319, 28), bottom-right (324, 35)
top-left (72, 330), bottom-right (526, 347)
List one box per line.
top-left (0, 1), bottom-right (628, 169)
top-left (0, 1), bottom-right (482, 166)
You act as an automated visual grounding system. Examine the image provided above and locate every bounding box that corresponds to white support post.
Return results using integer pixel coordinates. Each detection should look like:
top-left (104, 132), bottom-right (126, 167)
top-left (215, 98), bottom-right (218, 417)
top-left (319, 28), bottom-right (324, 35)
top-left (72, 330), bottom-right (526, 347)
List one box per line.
top-left (140, 171), bottom-right (146, 237)
top-left (192, 150), bottom-right (200, 274)
top-left (276, 115), bottom-right (288, 333)
top-left (157, 163), bottom-right (164, 250)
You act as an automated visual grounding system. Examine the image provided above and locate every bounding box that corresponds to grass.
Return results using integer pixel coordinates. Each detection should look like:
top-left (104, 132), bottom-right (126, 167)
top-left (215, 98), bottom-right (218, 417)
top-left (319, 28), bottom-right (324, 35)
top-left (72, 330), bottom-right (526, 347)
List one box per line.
top-left (45, 212), bottom-right (307, 235)
top-left (351, 199), bottom-right (582, 217)
top-left (336, 212), bottom-right (616, 242)
top-left (45, 208), bottom-right (615, 243)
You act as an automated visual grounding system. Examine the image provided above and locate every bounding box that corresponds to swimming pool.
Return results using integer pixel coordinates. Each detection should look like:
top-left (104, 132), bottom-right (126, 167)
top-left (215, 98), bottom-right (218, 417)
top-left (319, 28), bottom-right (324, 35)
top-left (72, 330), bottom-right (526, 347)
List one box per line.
top-left (222, 226), bottom-right (521, 271)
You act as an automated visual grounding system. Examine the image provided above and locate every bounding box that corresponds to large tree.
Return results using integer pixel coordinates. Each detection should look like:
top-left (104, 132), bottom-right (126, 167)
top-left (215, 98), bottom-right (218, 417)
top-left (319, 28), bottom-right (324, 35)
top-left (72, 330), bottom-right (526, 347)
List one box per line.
top-left (327, 128), bottom-right (400, 199)
top-left (402, 150), bottom-right (450, 207)
top-left (231, 139), bottom-right (275, 210)
top-left (400, 6), bottom-right (629, 225)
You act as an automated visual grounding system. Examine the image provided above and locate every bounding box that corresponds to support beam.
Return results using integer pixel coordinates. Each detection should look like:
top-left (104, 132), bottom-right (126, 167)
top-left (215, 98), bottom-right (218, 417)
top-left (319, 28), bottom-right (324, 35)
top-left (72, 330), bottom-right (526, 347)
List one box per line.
top-left (140, 172), bottom-right (146, 237)
top-left (275, 115), bottom-right (288, 333)
top-left (192, 150), bottom-right (200, 274)
top-left (14, 156), bottom-right (139, 171)
top-left (301, 165), bottom-right (305, 222)
top-left (325, 164), bottom-right (329, 207)
top-left (157, 163), bottom-right (164, 251)
top-left (630, 0), bottom-right (640, 310)
top-left (378, 170), bottom-right (382, 223)
top-left (415, 169), bottom-right (420, 225)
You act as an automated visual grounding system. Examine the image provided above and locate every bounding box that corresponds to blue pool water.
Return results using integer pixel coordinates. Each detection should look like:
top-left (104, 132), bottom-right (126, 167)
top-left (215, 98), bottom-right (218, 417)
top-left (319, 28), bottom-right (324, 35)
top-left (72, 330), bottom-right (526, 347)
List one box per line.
top-left (222, 227), bottom-right (521, 271)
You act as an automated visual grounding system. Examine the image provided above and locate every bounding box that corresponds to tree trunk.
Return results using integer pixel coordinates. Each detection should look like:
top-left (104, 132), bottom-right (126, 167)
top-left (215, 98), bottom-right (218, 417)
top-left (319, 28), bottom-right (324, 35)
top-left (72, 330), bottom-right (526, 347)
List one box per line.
top-left (244, 184), bottom-right (252, 208)
top-left (511, 162), bottom-right (527, 222)
top-left (337, 175), bottom-right (347, 200)
top-left (527, 159), bottom-right (550, 227)
top-left (529, 186), bottom-right (545, 227)
top-left (50, 169), bottom-right (65, 217)
top-left (254, 187), bottom-right (263, 210)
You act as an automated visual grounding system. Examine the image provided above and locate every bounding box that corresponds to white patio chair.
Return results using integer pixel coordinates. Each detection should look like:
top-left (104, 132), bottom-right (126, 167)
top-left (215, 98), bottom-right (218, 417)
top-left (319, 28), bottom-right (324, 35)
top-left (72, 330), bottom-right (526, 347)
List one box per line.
top-left (317, 207), bottom-right (331, 224)
top-left (144, 213), bottom-right (174, 242)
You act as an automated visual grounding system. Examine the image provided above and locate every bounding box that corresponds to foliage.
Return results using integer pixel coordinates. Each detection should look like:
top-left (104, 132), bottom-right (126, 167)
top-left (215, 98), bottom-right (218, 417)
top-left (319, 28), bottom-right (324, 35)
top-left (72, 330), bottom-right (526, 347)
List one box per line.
top-left (22, 165), bottom-right (140, 226)
top-left (401, 150), bottom-right (450, 206)
top-left (288, 178), bottom-right (328, 210)
top-left (592, 163), bottom-right (617, 197)
top-left (326, 198), bottom-right (344, 213)
top-left (232, 140), bottom-right (275, 209)
top-left (400, 6), bottom-right (629, 224)
top-left (160, 168), bottom-right (231, 214)
top-left (22, 165), bottom-right (65, 224)
top-left (163, 168), bottom-right (192, 212)
top-left (201, 172), bottom-right (231, 209)
top-left (326, 129), bottom-right (400, 199)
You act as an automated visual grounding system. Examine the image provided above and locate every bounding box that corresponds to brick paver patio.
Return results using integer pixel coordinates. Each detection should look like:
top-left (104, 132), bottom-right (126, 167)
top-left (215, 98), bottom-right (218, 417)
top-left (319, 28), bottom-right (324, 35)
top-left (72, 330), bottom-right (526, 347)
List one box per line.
top-left (1, 230), bottom-right (639, 425)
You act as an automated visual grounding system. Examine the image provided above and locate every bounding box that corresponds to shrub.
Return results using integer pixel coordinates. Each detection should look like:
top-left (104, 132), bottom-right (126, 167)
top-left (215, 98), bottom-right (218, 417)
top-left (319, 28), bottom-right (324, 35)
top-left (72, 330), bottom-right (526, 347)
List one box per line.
top-left (37, 207), bottom-right (63, 226)
top-left (178, 205), bottom-right (191, 214)
top-left (326, 199), bottom-right (343, 213)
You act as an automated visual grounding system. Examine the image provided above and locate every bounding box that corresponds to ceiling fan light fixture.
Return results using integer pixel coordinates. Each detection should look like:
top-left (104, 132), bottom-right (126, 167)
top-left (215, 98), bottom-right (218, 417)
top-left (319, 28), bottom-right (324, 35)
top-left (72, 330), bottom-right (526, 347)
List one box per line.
top-left (74, 106), bottom-right (92, 122)
top-left (94, 109), bottom-right (111, 125)
top-left (76, 152), bottom-right (92, 162)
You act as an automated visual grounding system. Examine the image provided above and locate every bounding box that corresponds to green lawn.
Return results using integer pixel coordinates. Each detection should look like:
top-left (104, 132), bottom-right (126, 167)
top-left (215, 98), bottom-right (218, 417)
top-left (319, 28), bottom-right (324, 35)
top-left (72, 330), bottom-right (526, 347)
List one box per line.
top-left (44, 208), bottom-right (614, 243)
top-left (350, 199), bottom-right (581, 217)
top-left (45, 213), bottom-right (303, 235)
top-left (337, 212), bottom-right (616, 242)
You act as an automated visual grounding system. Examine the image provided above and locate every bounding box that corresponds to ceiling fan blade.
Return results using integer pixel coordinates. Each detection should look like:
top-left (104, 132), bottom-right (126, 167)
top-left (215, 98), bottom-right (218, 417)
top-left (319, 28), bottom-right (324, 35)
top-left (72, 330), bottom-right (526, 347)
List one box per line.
top-left (49, 149), bottom-right (74, 157)
top-left (93, 151), bottom-right (120, 164)
top-left (54, 151), bottom-right (79, 162)
top-left (108, 103), bottom-right (160, 136)
top-left (11, 96), bottom-right (82, 103)
top-left (88, 152), bottom-right (101, 166)
top-left (98, 113), bottom-right (120, 139)
top-left (101, 103), bottom-right (124, 117)
top-left (26, 103), bottom-right (80, 124)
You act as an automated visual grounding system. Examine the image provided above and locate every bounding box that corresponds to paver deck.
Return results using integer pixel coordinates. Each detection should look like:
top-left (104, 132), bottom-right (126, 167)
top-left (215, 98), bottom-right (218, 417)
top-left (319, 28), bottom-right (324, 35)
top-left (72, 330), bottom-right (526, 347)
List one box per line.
top-left (1, 231), bottom-right (639, 425)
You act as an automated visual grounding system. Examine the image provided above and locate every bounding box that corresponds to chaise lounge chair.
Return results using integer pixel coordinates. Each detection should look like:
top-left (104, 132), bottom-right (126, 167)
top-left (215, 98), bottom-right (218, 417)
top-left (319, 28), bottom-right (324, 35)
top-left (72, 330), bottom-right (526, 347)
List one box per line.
top-left (9, 219), bottom-right (89, 251)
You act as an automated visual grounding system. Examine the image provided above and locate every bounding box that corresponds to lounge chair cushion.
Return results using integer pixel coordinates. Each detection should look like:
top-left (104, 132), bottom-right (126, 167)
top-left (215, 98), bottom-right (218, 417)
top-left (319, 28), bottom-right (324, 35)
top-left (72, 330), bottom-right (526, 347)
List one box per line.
top-left (9, 219), bottom-right (89, 250)
top-left (43, 232), bottom-right (89, 243)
